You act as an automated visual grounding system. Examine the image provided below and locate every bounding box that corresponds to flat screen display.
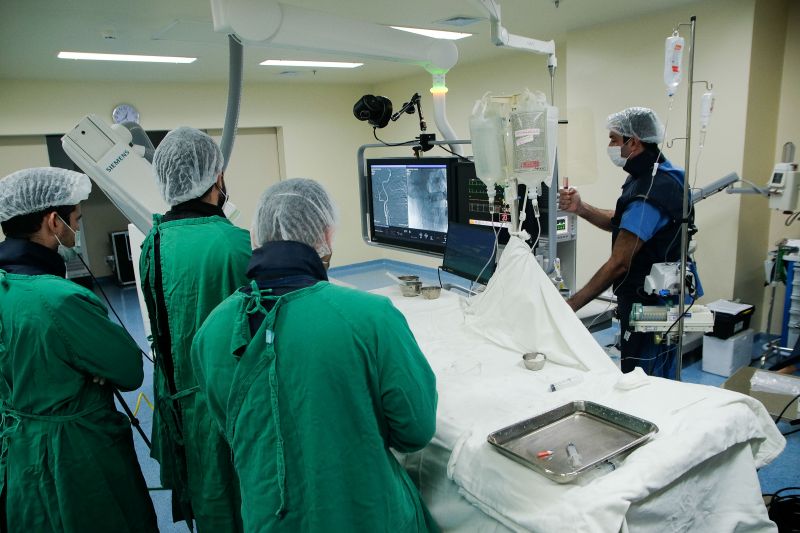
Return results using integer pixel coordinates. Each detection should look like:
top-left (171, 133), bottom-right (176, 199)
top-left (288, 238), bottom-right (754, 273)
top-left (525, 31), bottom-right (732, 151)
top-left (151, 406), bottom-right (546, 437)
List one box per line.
top-left (441, 222), bottom-right (497, 285)
top-left (366, 157), bottom-right (456, 254)
top-left (454, 161), bottom-right (539, 246)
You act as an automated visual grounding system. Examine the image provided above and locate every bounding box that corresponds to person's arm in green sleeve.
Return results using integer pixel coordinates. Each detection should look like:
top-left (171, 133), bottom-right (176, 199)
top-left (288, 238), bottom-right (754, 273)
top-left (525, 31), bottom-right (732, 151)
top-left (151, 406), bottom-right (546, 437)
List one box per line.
top-left (51, 290), bottom-right (144, 391)
top-left (190, 324), bottom-right (229, 435)
top-left (376, 301), bottom-right (438, 453)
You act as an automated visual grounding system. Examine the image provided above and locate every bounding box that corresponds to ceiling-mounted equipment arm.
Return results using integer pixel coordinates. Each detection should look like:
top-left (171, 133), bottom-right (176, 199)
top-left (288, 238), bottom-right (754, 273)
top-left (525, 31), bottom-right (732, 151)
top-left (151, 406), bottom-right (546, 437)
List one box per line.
top-left (472, 0), bottom-right (558, 103)
top-left (210, 0), bottom-right (462, 153)
top-left (211, 0), bottom-right (458, 74)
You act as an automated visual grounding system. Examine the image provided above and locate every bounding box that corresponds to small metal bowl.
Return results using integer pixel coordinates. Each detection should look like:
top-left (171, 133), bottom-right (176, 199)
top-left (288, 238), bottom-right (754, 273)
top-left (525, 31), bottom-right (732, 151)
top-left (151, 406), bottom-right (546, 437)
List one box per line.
top-left (523, 352), bottom-right (547, 371)
top-left (421, 286), bottom-right (441, 300)
top-left (400, 281), bottom-right (422, 297)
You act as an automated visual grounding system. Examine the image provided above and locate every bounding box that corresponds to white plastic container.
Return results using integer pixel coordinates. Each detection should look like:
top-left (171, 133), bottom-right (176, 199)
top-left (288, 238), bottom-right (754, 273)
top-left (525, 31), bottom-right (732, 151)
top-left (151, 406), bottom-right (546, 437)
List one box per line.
top-left (702, 328), bottom-right (753, 377)
top-left (664, 33), bottom-right (685, 97)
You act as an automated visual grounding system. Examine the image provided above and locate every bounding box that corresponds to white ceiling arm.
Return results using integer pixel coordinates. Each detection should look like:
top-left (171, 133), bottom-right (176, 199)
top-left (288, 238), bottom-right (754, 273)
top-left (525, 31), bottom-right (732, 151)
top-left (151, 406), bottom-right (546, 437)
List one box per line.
top-left (473, 0), bottom-right (556, 57)
top-left (210, 0), bottom-right (458, 74)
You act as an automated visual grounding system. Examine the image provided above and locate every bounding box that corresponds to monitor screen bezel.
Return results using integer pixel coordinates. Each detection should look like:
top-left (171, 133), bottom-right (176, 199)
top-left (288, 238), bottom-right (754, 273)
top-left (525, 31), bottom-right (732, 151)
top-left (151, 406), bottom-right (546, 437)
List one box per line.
top-left (441, 221), bottom-right (498, 285)
top-left (365, 156), bottom-right (458, 255)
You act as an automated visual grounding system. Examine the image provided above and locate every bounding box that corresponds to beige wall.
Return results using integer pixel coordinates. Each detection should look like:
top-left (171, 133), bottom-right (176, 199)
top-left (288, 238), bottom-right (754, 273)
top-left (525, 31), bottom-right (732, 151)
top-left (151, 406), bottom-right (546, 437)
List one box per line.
top-left (764, 0), bottom-right (800, 331)
top-left (566, 0), bottom-right (759, 307)
top-left (0, 79), bottom-right (380, 267)
top-left (0, 136), bottom-right (50, 243)
top-left (736, 0), bottom-right (789, 326)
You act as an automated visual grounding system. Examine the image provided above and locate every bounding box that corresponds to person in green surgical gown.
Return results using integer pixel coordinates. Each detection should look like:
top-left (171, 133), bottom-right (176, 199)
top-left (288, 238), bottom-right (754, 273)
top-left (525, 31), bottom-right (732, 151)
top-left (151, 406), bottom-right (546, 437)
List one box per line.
top-left (0, 167), bottom-right (157, 533)
top-left (191, 178), bottom-right (439, 532)
top-left (139, 128), bottom-right (250, 531)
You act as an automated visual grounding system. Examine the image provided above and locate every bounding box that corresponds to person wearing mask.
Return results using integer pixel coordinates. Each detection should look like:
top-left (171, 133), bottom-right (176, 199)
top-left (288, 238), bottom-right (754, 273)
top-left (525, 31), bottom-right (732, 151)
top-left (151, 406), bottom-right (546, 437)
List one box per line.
top-left (559, 107), bottom-right (686, 377)
top-left (191, 178), bottom-right (439, 532)
top-left (139, 127), bottom-right (250, 531)
top-left (0, 167), bottom-right (157, 533)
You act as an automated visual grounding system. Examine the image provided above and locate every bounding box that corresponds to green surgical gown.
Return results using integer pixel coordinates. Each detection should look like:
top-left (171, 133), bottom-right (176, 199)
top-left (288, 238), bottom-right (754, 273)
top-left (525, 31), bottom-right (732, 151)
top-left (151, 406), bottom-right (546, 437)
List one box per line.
top-left (139, 214), bottom-right (250, 531)
top-left (191, 281), bottom-right (439, 532)
top-left (0, 270), bottom-right (157, 532)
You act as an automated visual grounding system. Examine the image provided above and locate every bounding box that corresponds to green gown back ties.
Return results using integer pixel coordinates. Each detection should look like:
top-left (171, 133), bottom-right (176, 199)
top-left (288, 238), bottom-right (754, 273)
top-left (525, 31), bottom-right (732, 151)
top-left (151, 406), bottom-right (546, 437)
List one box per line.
top-left (192, 280), bottom-right (440, 532)
top-left (139, 213), bottom-right (251, 531)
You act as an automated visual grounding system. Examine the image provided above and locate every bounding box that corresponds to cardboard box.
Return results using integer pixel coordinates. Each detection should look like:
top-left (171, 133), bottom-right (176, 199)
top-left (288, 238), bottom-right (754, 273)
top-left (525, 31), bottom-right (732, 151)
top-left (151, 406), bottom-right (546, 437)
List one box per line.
top-left (722, 367), bottom-right (800, 421)
top-left (702, 328), bottom-right (754, 377)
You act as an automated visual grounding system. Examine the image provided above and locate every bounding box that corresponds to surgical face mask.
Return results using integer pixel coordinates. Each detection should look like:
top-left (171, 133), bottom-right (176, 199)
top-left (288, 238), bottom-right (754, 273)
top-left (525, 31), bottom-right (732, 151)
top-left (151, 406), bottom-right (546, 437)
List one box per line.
top-left (216, 184), bottom-right (241, 223)
top-left (607, 146), bottom-right (627, 167)
top-left (607, 139), bottom-right (632, 168)
top-left (55, 215), bottom-right (81, 261)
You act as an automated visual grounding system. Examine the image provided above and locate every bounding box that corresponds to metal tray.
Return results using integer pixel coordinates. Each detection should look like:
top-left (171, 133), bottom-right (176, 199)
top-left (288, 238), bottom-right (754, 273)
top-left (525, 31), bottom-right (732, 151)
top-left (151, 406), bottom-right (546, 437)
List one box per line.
top-left (487, 401), bottom-right (658, 483)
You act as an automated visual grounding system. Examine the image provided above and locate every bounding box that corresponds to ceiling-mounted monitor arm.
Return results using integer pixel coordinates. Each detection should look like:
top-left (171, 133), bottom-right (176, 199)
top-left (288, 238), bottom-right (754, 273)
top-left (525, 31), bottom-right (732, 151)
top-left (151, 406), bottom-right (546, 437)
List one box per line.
top-left (209, 0), bottom-right (463, 155)
top-left (473, 0), bottom-right (558, 104)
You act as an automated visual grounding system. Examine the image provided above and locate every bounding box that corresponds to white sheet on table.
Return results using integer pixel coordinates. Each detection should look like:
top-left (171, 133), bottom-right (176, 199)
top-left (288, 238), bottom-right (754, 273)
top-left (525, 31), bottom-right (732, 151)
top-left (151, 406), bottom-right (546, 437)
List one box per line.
top-left (446, 375), bottom-right (784, 533)
top-left (464, 236), bottom-right (618, 372)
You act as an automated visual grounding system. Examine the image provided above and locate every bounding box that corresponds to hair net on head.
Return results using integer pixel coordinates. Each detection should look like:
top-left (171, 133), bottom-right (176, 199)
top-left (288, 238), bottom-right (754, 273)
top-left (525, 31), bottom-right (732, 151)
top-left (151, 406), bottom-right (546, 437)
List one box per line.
top-left (606, 107), bottom-right (665, 144)
top-left (152, 127), bottom-right (224, 206)
top-left (0, 167), bottom-right (91, 223)
top-left (252, 178), bottom-right (338, 257)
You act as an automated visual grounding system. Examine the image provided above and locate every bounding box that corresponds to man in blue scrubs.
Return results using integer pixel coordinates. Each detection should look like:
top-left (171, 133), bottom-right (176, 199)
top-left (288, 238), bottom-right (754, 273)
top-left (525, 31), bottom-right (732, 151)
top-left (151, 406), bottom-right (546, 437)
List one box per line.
top-left (559, 107), bottom-right (686, 377)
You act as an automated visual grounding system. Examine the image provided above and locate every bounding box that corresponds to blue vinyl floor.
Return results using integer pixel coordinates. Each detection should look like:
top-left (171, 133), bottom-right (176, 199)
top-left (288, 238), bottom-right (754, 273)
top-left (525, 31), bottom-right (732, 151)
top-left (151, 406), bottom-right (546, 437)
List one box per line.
top-left (93, 259), bottom-right (798, 530)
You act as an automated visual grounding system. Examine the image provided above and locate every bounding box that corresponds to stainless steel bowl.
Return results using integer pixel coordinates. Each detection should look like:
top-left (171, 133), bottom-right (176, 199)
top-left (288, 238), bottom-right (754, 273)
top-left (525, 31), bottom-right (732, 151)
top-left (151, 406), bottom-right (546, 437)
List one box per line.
top-left (400, 281), bottom-right (422, 297)
top-left (421, 286), bottom-right (441, 299)
top-left (523, 352), bottom-right (547, 371)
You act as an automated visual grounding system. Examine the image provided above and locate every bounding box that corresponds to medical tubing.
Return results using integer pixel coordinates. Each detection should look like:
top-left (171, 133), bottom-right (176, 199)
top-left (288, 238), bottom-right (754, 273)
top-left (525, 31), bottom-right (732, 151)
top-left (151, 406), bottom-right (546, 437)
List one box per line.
top-left (219, 35), bottom-right (243, 172)
top-left (71, 254), bottom-right (153, 448)
top-left (470, 207), bottom-right (501, 293)
top-left (765, 487), bottom-right (800, 531)
top-left (114, 389), bottom-right (152, 449)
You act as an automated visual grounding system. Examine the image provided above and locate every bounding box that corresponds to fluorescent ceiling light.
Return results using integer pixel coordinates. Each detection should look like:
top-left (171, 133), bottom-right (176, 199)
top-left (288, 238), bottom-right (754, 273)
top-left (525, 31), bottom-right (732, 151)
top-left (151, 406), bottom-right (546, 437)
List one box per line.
top-left (58, 51), bottom-right (196, 63)
top-left (390, 26), bottom-right (472, 40)
top-left (259, 60), bottom-right (363, 68)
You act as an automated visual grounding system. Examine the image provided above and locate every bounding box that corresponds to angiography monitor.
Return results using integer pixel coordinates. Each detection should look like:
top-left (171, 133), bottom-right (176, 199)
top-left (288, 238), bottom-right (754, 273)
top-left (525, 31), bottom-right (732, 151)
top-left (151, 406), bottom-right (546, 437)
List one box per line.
top-left (366, 157), bottom-right (457, 254)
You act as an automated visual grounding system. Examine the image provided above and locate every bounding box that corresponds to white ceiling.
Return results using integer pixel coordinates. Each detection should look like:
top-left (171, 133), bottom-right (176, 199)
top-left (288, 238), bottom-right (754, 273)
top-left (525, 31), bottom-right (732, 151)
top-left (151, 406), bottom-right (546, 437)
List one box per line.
top-left (0, 0), bottom-right (701, 85)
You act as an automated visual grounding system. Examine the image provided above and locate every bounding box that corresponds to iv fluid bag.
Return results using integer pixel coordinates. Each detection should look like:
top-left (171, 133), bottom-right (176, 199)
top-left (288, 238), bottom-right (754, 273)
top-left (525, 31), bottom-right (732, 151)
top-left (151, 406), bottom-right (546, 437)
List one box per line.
top-left (469, 94), bottom-right (507, 193)
top-left (510, 90), bottom-right (557, 189)
top-left (664, 33), bottom-right (685, 97)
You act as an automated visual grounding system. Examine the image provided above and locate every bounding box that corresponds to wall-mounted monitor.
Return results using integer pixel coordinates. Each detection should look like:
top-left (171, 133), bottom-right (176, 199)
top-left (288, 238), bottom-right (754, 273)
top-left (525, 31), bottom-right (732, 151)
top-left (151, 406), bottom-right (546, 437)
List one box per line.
top-left (366, 157), bottom-right (457, 254)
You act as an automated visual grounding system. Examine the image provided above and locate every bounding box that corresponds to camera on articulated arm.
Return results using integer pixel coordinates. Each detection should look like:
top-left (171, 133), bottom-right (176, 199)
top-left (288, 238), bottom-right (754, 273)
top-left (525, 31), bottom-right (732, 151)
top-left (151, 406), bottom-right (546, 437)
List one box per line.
top-left (353, 92), bottom-right (435, 157)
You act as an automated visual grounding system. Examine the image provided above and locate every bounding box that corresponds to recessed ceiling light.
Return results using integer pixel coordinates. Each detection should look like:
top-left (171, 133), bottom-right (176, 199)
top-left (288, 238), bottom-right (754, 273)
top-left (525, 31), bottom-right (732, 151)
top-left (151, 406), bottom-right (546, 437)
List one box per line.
top-left (259, 60), bottom-right (363, 68)
top-left (58, 51), bottom-right (196, 63)
top-left (390, 26), bottom-right (472, 40)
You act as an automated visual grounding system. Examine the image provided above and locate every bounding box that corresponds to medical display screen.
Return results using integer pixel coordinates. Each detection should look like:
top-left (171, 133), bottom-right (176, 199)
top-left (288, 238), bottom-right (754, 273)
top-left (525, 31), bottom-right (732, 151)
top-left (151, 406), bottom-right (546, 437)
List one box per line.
top-left (366, 158), bottom-right (455, 254)
top-left (772, 172), bottom-right (784, 185)
top-left (442, 222), bottom-right (497, 285)
top-left (454, 161), bottom-right (538, 246)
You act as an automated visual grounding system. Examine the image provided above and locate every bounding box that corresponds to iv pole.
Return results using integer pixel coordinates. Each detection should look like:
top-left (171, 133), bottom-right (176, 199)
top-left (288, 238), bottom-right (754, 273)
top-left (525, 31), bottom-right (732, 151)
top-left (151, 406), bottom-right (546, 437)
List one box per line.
top-left (675, 16), bottom-right (697, 382)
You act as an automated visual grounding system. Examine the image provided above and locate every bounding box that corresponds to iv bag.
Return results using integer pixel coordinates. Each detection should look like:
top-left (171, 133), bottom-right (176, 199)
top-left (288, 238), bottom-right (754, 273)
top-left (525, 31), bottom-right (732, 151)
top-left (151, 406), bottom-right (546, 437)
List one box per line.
top-left (509, 89), bottom-right (558, 190)
top-left (664, 33), bottom-right (685, 97)
top-left (469, 93), bottom-right (507, 197)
